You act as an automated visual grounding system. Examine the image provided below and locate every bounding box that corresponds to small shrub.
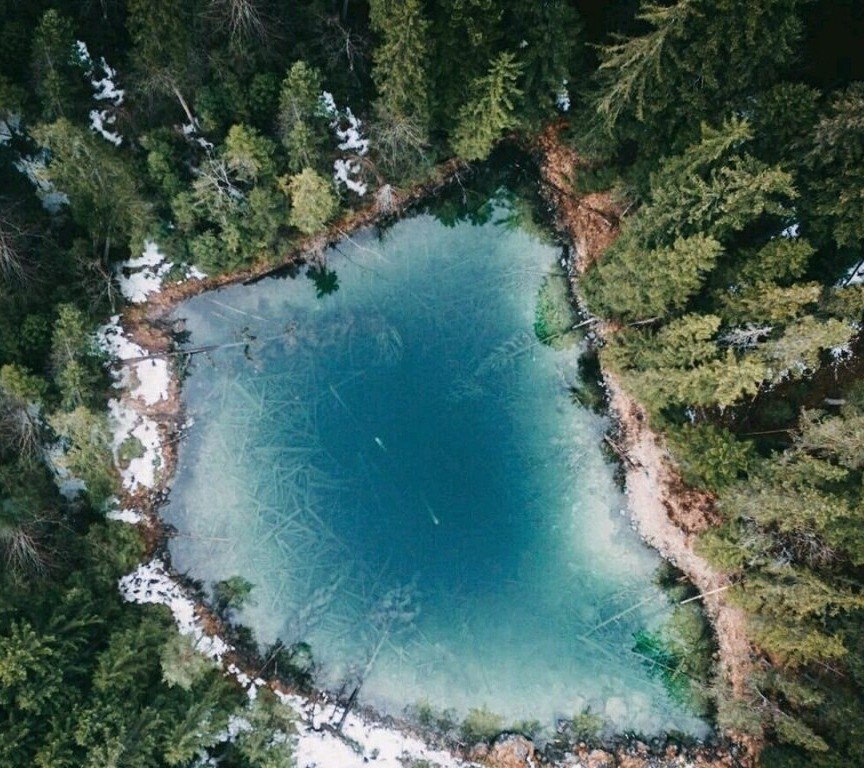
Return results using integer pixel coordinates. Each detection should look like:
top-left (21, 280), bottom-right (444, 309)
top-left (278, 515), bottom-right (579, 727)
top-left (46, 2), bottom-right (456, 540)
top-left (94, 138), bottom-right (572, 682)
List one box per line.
top-left (460, 705), bottom-right (504, 743)
top-left (570, 709), bottom-right (604, 741)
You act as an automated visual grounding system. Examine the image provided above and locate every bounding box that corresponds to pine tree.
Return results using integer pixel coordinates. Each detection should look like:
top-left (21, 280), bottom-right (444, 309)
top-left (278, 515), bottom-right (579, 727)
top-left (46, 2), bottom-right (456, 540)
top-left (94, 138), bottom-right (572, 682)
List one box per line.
top-left (30, 10), bottom-right (82, 121)
top-left (369, 0), bottom-right (431, 129)
top-left (451, 51), bottom-right (524, 162)
top-left (584, 233), bottom-right (723, 321)
top-left (277, 62), bottom-right (327, 173)
top-left (284, 169), bottom-right (337, 235)
top-left (32, 120), bottom-right (150, 258)
top-left (224, 124), bottom-right (276, 183)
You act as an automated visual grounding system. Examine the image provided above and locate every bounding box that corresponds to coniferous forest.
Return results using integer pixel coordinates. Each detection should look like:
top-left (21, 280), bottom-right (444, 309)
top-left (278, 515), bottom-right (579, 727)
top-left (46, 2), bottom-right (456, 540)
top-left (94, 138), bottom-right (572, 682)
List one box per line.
top-left (0, 1), bottom-right (863, 767)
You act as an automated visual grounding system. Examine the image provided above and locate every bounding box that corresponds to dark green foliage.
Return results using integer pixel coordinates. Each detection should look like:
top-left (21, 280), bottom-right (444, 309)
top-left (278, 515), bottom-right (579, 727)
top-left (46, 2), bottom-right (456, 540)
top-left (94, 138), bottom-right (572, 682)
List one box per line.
top-left (369, 0), bottom-right (431, 129)
top-left (667, 424), bottom-right (755, 493)
top-left (33, 119), bottom-right (151, 257)
top-left (805, 83), bottom-right (864, 252)
top-left (31, 10), bottom-right (83, 120)
top-left (451, 51), bottom-right (524, 162)
top-left (277, 61), bottom-right (327, 173)
top-left (533, 269), bottom-right (578, 348)
top-left (633, 601), bottom-right (715, 716)
top-left (592, 0), bottom-right (806, 163)
top-left (213, 575), bottom-right (255, 619)
top-left (460, 705), bottom-right (504, 743)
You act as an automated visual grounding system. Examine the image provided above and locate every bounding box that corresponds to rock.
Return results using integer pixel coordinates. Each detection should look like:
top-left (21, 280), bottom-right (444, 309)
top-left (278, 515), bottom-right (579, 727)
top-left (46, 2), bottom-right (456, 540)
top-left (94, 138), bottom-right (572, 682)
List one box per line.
top-left (617, 756), bottom-right (649, 768)
top-left (486, 734), bottom-right (536, 768)
top-left (585, 748), bottom-right (614, 768)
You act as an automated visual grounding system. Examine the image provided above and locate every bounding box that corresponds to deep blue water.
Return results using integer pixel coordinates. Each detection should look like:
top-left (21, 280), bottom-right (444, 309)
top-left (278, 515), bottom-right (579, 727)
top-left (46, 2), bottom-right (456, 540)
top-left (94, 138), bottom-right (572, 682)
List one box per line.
top-left (165, 196), bottom-right (706, 735)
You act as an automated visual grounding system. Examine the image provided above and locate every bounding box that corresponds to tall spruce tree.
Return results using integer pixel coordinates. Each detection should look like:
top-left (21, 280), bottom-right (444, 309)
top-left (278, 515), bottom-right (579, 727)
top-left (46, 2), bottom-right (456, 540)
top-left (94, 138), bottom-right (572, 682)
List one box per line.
top-left (451, 51), bottom-right (523, 162)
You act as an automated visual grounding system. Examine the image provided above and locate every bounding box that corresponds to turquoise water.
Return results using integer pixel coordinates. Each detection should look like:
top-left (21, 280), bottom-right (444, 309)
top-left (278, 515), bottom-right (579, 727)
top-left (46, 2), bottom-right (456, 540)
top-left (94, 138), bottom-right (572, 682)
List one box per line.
top-left (166, 195), bottom-right (706, 735)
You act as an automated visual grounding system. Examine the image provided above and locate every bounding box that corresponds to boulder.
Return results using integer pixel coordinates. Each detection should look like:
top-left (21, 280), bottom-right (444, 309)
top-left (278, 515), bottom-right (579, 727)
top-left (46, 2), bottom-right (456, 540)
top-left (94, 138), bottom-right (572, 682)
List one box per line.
top-left (486, 734), bottom-right (536, 768)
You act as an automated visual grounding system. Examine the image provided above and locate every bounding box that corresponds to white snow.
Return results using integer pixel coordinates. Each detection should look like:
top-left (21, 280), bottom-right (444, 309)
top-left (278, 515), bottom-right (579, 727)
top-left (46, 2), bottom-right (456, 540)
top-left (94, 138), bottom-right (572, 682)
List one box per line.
top-left (77, 42), bottom-right (125, 145)
top-left (119, 559), bottom-right (231, 661)
top-left (334, 107), bottom-right (369, 156)
top-left (107, 508), bottom-right (143, 524)
top-left (289, 695), bottom-right (469, 768)
top-left (133, 357), bottom-right (171, 405)
top-left (334, 158), bottom-right (368, 196)
top-left (14, 154), bottom-right (69, 213)
top-left (116, 241), bottom-right (173, 303)
top-left (97, 317), bottom-right (166, 491)
top-left (91, 59), bottom-right (124, 105)
top-left (75, 40), bottom-right (93, 69)
top-left (780, 222), bottom-right (800, 239)
top-left (89, 108), bottom-right (122, 146)
top-left (120, 556), bottom-right (474, 768)
top-left (108, 398), bottom-right (162, 490)
top-left (185, 264), bottom-right (208, 281)
top-left (320, 91), bottom-right (369, 196)
top-left (556, 80), bottom-right (571, 112)
top-left (96, 315), bottom-right (170, 406)
top-left (842, 258), bottom-right (864, 286)
top-left (319, 91), bottom-right (338, 118)
top-left (182, 120), bottom-right (215, 151)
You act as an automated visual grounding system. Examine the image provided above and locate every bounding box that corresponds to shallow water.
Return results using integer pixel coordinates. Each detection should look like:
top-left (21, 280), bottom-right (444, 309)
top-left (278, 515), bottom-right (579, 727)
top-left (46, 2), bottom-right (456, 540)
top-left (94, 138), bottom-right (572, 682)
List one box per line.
top-left (166, 195), bottom-right (707, 735)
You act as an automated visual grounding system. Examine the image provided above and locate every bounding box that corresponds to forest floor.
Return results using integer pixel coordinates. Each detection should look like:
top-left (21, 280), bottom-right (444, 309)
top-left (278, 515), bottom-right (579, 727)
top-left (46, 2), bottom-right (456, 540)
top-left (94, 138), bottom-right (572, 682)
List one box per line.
top-left (536, 123), bottom-right (760, 766)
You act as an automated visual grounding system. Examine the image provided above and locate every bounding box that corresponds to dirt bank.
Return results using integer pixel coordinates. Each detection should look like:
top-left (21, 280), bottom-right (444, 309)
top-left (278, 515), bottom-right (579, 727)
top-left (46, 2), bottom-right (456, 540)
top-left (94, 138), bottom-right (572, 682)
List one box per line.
top-left (536, 123), bottom-right (759, 765)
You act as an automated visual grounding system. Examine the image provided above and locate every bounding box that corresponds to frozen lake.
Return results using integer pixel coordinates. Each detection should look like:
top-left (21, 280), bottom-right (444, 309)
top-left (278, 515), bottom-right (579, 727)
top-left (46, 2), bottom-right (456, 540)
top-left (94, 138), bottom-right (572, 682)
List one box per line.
top-left (165, 192), bottom-right (706, 736)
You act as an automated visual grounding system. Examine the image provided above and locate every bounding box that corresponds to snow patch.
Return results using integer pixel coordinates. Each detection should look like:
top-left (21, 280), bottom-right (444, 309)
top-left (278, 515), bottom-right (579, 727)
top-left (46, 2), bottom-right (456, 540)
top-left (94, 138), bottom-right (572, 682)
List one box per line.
top-left (556, 80), bottom-right (571, 112)
top-left (119, 558), bottom-right (474, 768)
top-left (90, 108), bottom-right (122, 146)
top-left (108, 398), bottom-right (162, 490)
top-left (116, 241), bottom-right (173, 303)
top-left (183, 120), bottom-right (215, 151)
top-left (77, 41), bottom-right (125, 146)
top-left (14, 154), bottom-right (69, 213)
top-left (96, 315), bottom-right (170, 406)
top-left (334, 107), bottom-right (369, 156)
top-left (334, 158), bottom-right (368, 196)
top-left (320, 91), bottom-right (369, 196)
top-left (119, 560), bottom-right (231, 661)
top-left (842, 258), bottom-right (864, 287)
top-left (290, 695), bottom-right (468, 768)
top-left (107, 508), bottom-right (143, 524)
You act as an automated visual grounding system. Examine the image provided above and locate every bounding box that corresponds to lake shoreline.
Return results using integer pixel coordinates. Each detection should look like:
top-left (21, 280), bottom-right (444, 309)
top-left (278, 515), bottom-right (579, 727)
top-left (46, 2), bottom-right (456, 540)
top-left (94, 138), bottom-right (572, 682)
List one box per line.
top-left (109, 144), bottom-right (752, 768)
top-left (535, 123), bottom-right (759, 766)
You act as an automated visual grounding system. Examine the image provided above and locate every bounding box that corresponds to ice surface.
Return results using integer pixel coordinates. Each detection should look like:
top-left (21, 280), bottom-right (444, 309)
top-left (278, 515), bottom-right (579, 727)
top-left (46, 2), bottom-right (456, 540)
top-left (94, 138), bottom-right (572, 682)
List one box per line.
top-left (165, 197), bottom-right (708, 736)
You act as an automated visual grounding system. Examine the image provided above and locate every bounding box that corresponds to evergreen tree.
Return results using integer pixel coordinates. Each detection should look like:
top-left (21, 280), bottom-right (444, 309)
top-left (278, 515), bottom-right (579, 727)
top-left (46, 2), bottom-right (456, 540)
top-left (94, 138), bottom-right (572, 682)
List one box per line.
top-left (32, 120), bottom-right (150, 258)
top-left (284, 168), bottom-right (337, 235)
top-left (369, 0), bottom-right (431, 130)
top-left (31, 10), bottom-right (81, 121)
top-left (277, 61), bottom-right (327, 173)
top-left (451, 51), bottom-right (524, 162)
